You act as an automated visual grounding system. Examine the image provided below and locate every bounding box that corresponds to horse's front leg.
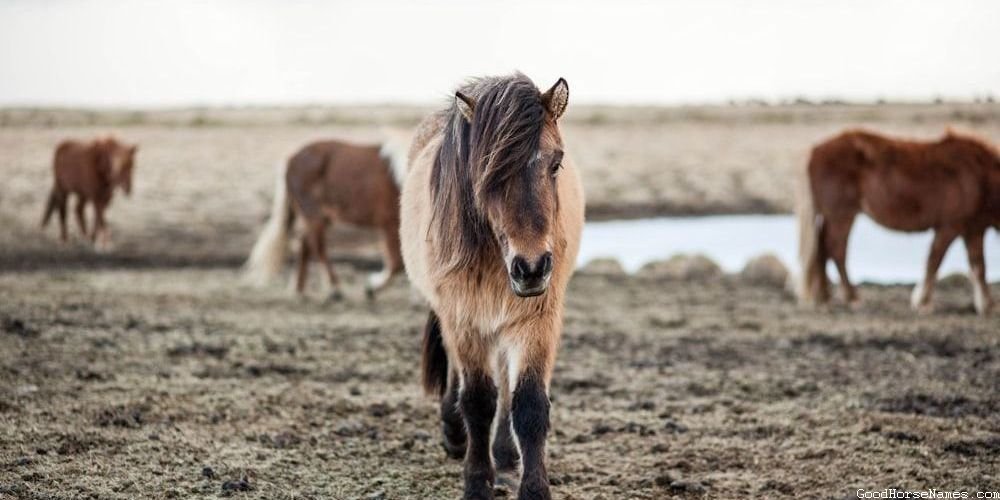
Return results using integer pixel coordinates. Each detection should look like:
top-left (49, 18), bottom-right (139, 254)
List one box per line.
top-left (506, 321), bottom-right (558, 500)
top-left (92, 199), bottom-right (112, 252)
top-left (911, 227), bottom-right (958, 312)
top-left (492, 359), bottom-right (521, 489)
top-left (963, 228), bottom-right (993, 315)
top-left (459, 366), bottom-right (497, 500)
top-left (74, 196), bottom-right (89, 239)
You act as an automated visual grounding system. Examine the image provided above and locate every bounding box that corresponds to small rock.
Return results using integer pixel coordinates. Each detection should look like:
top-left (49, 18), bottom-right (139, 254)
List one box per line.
top-left (221, 478), bottom-right (253, 493)
top-left (591, 423), bottom-right (614, 436)
top-left (579, 258), bottom-right (627, 276)
top-left (740, 253), bottom-right (789, 288)
top-left (335, 420), bottom-right (367, 437)
top-left (670, 480), bottom-right (707, 494)
top-left (2, 317), bottom-right (39, 338)
top-left (201, 466), bottom-right (215, 479)
top-left (654, 473), bottom-right (677, 487)
top-left (15, 385), bottom-right (38, 396)
top-left (367, 403), bottom-right (392, 417)
top-left (639, 254), bottom-right (722, 281)
top-left (268, 431), bottom-right (301, 449)
top-left (662, 418), bottom-right (688, 434)
top-left (938, 272), bottom-right (969, 289)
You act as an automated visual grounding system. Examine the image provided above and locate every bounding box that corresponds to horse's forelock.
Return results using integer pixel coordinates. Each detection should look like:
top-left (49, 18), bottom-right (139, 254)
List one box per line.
top-left (430, 75), bottom-right (549, 270)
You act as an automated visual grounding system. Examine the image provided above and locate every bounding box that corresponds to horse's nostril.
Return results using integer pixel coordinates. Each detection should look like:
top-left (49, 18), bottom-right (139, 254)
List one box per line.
top-left (511, 256), bottom-right (531, 280)
top-left (511, 253), bottom-right (553, 282)
top-left (540, 252), bottom-right (553, 275)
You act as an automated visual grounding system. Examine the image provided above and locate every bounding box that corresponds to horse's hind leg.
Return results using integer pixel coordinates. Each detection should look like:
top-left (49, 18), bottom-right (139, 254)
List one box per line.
top-left (911, 227), bottom-right (958, 312)
top-left (41, 187), bottom-right (62, 229)
top-left (811, 215), bottom-right (832, 303)
top-left (74, 196), bottom-right (88, 239)
top-left (295, 233), bottom-right (311, 294)
top-left (365, 224), bottom-right (404, 300)
top-left (56, 192), bottom-right (69, 243)
top-left (92, 199), bottom-right (112, 251)
top-left (962, 227), bottom-right (992, 315)
top-left (824, 213), bottom-right (858, 305)
top-left (441, 367), bottom-right (467, 460)
top-left (310, 221), bottom-right (342, 301)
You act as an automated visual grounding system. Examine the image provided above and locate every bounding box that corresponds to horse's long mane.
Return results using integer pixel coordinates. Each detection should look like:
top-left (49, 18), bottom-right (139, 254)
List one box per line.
top-left (430, 74), bottom-right (547, 270)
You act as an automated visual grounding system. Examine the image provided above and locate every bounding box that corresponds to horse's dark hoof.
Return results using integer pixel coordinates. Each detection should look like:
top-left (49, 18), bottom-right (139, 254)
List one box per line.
top-left (326, 290), bottom-right (343, 303)
top-left (493, 482), bottom-right (511, 498)
top-left (462, 485), bottom-right (495, 500)
top-left (516, 483), bottom-right (551, 500)
top-left (364, 287), bottom-right (376, 301)
top-left (495, 470), bottom-right (520, 493)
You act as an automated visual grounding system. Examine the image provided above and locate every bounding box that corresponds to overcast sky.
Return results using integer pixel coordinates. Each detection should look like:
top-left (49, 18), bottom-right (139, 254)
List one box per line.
top-left (1, 0), bottom-right (998, 107)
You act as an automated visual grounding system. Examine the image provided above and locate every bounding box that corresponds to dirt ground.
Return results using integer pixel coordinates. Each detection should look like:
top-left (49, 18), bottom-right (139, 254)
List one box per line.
top-left (1, 104), bottom-right (999, 499)
top-left (1, 266), bottom-right (998, 499)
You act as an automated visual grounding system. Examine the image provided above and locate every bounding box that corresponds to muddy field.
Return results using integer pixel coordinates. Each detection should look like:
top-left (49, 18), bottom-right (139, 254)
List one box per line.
top-left (1, 266), bottom-right (998, 499)
top-left (1, 104), bottom-right (999, 499)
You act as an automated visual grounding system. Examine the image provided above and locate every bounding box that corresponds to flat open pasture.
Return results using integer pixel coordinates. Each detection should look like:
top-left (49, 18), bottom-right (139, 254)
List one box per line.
top-left (1, 103), bottom-right (998, 498)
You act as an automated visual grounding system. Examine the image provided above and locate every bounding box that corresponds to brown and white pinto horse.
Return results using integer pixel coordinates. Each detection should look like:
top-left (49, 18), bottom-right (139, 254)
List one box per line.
top-left (245, 139), bottom-right (406, 300)
top-left (42, 137), bottom-right (137, 250)
top-left (402, 74), bottom-right (583, 499)
top-left (798, 129), bottom-right (1000, 315)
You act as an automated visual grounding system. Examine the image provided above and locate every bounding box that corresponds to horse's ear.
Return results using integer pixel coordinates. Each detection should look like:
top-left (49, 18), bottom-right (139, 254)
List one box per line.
top-left (541, 78), bottom-right (569, 120)
top-left (455, 91), bottom-right (475, 123)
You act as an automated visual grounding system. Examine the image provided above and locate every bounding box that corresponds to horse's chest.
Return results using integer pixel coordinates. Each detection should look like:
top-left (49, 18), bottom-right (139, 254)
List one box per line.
top-left (440, 281), bottom-right (521, 336)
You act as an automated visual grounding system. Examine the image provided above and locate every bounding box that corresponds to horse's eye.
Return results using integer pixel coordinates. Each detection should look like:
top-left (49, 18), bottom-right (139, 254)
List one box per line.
top-left (551, 162), bottom-right (562, 176)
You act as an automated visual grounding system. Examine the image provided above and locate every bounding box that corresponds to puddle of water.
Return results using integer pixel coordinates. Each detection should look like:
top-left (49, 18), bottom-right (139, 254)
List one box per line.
top-left (577, 214), bottom-right (1000, 284)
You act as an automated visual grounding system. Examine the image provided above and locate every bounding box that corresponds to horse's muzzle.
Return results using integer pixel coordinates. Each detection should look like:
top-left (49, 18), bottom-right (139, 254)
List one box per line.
top-left (509, 252), bottom-right (553, 297)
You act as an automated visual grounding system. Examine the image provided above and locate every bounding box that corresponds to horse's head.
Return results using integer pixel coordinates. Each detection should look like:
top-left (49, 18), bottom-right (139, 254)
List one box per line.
top-left (457, 76), bottom-right (570, 297)
top-left (111, 143), bottom-right (138, 196)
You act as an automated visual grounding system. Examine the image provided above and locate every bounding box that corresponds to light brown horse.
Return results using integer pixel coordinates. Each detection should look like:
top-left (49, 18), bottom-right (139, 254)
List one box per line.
top-left (402, 74), bottom-right (583, 499)
top-left (42, 137), bottom-right (137, 250)
top-left (244, 139), bottom-right (406, 300)
top-left (798, 128), bottom-right (1000, 315)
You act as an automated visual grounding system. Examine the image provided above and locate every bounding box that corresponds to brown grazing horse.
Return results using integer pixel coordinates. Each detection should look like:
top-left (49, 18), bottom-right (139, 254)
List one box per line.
top-left (402, 74), bottom-right (583, 499)
top-left (798, 129), bottom-right (1000, 315)
top-left (244, 139), bottom-right (406, 300)
top-left (42, 137), bottom-right (137, 250)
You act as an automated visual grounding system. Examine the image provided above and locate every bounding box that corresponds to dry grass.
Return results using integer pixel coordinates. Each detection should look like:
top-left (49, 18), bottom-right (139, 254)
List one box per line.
top-left (1, 103), bottom-right (999, 499)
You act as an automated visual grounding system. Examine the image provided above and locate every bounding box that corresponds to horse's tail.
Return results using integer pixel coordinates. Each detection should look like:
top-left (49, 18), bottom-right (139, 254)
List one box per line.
top-left (379, 141), bottom-right (408, 188)
top-left (421, 310), bottom-right (448, 397)
top-left (244, 163), bottom-right (294, 285)
top-left (41, 188), bottom-right (60, 228)
top-left (796, 153), bottom-right (824, 304)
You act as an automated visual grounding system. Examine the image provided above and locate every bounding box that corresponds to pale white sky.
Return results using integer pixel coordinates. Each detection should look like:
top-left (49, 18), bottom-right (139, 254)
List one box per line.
top-left (0, 0), bottom-right (998, 107)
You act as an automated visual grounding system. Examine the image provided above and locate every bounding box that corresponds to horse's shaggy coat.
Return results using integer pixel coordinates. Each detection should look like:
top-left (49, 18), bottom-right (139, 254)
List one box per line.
top-left (402, 74), bottom-right (583, 499)
top-left (798, 128), bottom-right (1000, 314)
top-left (42, 137), bottom-right (137, 250)
top-left (244, 139), bottom-right (406, 299)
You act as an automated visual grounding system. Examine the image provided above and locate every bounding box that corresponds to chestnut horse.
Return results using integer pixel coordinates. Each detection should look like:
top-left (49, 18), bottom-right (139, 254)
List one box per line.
top-left (244, 139), bottom-right (406, 300)
top-left (41, 137), bottom-right (137, 250)
top-left (798, 129), bottom-right (1000, 315)
top-left (401, 74), bottom-right (583, 499)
